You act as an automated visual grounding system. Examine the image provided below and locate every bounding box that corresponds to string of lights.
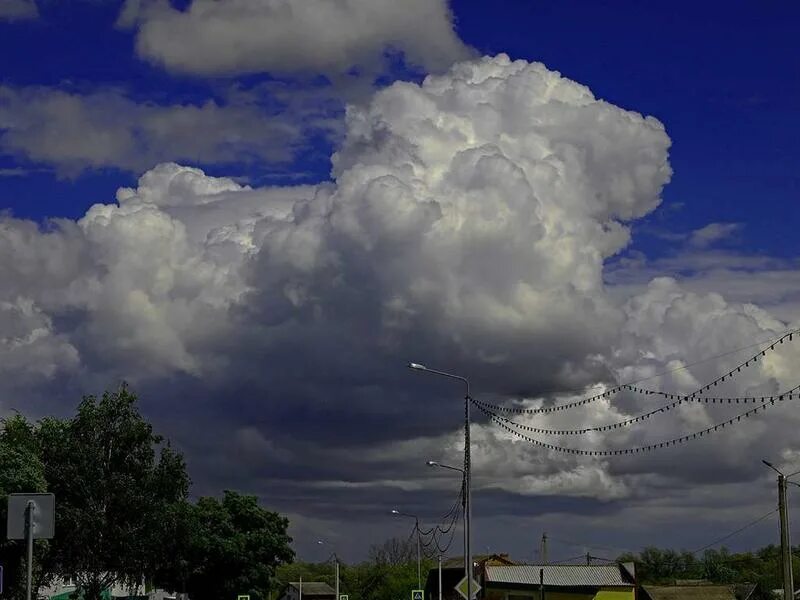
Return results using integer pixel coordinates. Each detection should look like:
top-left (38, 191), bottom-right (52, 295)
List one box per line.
top-left (472, 384), bottom-right (800, 436)
top-left (474, 329), bottom-right (796, 416)
top-left (473, 384), bottom-right (800, 456)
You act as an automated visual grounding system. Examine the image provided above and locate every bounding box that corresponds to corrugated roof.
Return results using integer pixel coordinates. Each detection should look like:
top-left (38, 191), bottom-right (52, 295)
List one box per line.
top-left (485, 565), bottom-right (633, 588)
top-left (642, 584), bottom-right (739, 600)
top-left (288, 583), bottom-right (336, 596)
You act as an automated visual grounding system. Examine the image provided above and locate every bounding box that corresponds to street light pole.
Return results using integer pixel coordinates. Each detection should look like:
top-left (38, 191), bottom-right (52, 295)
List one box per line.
top-left (763, 460), bottom-right (799, 600)
top-left (392, 510), bottom-right (422, 589)
top-left (318, 540), bottom-right (339, 600)
top-left (411, 364), bottom-right (472, 600)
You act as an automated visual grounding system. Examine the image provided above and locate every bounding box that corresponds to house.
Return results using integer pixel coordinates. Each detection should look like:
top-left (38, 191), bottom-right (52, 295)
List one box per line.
top-left (425, 554), bottom-right (517, 600)
top-left (39, 576), bottom-right (180, 600)
top-left (642, 582), bottom-right (756, 600)
top-left (483, 563), bottom-right (636, 600)
top-left (279, 582), bottom-right (336, 600)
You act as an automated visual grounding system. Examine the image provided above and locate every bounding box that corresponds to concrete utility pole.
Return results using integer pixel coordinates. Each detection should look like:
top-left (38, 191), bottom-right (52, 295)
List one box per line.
top-left (335, 558), bottom-right (340, 600)
top-left (539, 568), bottom-right (544, 600)
top-left (539, 533), bottom-right (547, 564)
top-left (410, 364), bottom-right (472, 600)
top-left (764, 460), bottom-right (797, 600)
top-left (438, 555), bottom-right (443, 600)
top-left (779, 475), bottom-right (793, 600)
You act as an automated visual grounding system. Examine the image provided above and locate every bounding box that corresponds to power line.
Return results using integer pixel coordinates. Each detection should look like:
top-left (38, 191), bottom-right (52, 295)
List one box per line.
top-left (690, 509), bottom-right (778, 555)
top-left (548, 554), bottom-right (589, 564)
top-left (548, 536), bottom-right (634, 555)
top-left (475, 329), bottom-right (797, 416)
top-left (474, 384), bottom-right (800, 456)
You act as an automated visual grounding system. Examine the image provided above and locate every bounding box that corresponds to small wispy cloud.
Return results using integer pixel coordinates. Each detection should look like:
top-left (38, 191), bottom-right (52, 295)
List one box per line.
top-left (688, 222), bottom-right (742, 248)
top-left (0, 0), bottom-right (38, 21)
top-left (0, 167), bottom-right (31, 177)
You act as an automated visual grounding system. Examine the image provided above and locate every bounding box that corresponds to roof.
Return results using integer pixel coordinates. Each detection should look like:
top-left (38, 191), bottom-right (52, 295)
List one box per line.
top-left (485, 565), bottom-right (634, 588)
top-left (442, 554), bottom-right (516, 569)
top-left (287, 583), bottom-right (336, 596)
top-left (642, 584), bottom-right (755, 600)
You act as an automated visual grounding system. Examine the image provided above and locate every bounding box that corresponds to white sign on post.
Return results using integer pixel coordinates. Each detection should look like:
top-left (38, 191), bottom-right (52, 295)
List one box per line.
top-left (6, 493), bottom-right (55, 540)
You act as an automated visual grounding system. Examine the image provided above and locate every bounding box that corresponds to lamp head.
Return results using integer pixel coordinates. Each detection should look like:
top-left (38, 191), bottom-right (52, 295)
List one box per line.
top-left (391, 509), bottom-right (399, 514)
top-left (426, 460), bottom-right (438, 467)
top-left (408, 362), bottom-right (427, 371)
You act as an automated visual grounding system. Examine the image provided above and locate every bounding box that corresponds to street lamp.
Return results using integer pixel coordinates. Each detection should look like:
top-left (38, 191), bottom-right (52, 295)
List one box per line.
top-left (317, 540), bottom-right (340, 600)
top-left (409, 363), bottom-right (473, 600)
top-left (763, 460), bottom-right (800, 600)
top-left (392, 509), bottom-right (422, 589)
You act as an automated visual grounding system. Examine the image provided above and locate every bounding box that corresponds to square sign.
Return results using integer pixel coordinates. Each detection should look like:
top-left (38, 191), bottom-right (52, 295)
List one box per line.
top-left (340, 595), bottom-right (349, 600)
top-left (412, 590), bottom-right (424, 600)
top-left (6, 493), bottom-right (55, 540)
top-left (237, 596), bottom-right (250, 600)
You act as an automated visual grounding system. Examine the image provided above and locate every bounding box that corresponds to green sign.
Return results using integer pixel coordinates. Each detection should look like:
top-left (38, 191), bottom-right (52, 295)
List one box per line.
top-left (340, 595), bottom-right (349, 600)
top-left (412, 590), bottom-right (424, 600)
top-left (237, 595), bottom-right (250, 600)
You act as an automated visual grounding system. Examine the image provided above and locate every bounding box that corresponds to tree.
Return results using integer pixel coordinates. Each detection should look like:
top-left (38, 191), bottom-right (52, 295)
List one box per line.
top-left (37, 385), bottom-right (190, 600)
top-left (368, 537), bottom-right (416, 567)
top-left (161, 490), bottom-right (294, 600)
top-left (0, 414), bottom-right (48, 600)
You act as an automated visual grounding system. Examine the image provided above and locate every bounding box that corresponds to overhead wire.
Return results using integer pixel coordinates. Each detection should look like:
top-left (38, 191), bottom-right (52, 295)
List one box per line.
top-left (473, 385), bottom-right (793, 437)
top-left (475, 329), bottom-right (797, 416)
top-left (689, 509), bottom-right (778, 555)
top-left (474, 384), bottom-right (800, 456)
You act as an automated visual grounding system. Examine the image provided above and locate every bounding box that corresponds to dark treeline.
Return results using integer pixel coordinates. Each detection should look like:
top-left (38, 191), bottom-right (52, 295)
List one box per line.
top-left (276, 537), bottom-right (435, 600)
top-left (617, 545), bottom-right (799, 599)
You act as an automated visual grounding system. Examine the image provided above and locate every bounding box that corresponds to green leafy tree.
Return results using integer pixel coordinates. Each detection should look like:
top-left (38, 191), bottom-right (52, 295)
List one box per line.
top-left (37, 385), bottom-right (190, 600)
top-left (0, 414), bottom-right (48, 600)
top-left (163, 490), bottom-right (294, 600)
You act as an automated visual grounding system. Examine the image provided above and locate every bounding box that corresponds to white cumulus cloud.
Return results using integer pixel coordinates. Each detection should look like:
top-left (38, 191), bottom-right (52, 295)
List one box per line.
top-left (1, 55), bottom-right (798, 557)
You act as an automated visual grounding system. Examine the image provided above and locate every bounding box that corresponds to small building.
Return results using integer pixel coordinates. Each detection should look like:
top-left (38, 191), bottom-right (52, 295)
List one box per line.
top-left (279, 582), bottom-right (337, 600)
top-left (425, 554), bottom-right (517, 600)
top-left (642, 583), bottom-right (756, 600)
top-left (484, 564), bottom-right (636, 600)
top-left (40, 577), bottom-right (179, 600)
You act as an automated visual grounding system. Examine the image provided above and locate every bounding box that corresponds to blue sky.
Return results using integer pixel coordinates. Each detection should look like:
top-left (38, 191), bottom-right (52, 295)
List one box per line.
top-left (2, 0), bottom-right (800, 561)
top-left (2, 1), bottom-right (798, 258)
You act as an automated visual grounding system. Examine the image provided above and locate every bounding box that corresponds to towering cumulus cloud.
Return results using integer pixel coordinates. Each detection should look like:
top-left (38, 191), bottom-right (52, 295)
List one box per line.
top-left (1, 56), bottom-right (796, 552)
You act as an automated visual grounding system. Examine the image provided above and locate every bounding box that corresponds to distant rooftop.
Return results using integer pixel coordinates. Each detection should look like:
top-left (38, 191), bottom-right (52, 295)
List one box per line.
top-left (486, 564), bottom-right (635, 588)
top-left (441, 554), bottom-right (516, 569)
top-left (287, 582), bottom-right (336, 596)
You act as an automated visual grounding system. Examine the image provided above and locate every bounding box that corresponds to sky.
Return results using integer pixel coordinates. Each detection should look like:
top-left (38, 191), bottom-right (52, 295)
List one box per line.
top-left (1, 0), bottom-right (800, 564)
